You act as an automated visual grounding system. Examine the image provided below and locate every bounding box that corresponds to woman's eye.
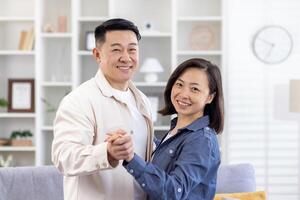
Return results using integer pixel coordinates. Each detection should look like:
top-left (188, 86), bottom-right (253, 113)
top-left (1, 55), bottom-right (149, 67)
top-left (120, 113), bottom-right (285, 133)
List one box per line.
top-left (191, 87), bottom-right (200, 92)
top-left (175, 82), bottom-right (182, 87)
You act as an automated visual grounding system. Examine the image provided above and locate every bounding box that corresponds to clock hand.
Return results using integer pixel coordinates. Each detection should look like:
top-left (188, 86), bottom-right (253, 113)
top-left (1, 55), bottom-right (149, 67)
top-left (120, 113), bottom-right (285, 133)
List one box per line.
top-left (265, 44), bottom-right (274, 58)
top-left (257, 37), bottom-right (274, 46)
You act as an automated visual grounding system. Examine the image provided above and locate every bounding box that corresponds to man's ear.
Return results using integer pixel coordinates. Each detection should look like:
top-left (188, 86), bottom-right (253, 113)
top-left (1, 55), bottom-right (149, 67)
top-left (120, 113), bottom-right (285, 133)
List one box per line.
top-left (93, 48), bottom-right (101, 64)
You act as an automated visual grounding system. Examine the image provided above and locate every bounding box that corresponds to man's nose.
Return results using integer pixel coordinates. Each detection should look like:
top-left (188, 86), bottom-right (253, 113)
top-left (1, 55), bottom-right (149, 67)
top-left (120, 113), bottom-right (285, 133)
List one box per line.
top-left (120, 51), bottom-right (130, 62)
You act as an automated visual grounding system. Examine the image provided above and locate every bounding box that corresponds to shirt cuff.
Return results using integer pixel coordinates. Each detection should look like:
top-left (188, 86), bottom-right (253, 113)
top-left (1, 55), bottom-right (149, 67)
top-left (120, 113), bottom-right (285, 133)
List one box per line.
top-left (122, 154), bottom-right (147, 179)
top-left (93, 142), bottom-right (118, 169)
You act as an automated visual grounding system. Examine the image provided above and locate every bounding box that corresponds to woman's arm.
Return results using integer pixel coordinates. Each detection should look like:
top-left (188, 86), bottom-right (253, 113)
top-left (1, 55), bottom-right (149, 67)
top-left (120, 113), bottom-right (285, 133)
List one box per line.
top-left (123, 135), bottom-right (219, 200)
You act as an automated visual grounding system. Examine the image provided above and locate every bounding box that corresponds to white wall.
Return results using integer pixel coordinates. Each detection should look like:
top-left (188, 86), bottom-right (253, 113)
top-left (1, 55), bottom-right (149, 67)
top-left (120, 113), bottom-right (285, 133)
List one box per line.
top-left (226, 0), bottom-right (300, 199)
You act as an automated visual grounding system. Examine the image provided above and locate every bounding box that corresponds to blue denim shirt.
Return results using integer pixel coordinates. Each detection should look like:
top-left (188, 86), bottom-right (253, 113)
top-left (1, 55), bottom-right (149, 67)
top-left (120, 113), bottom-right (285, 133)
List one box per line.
top-left (123, 115), bottom-right (221, 200)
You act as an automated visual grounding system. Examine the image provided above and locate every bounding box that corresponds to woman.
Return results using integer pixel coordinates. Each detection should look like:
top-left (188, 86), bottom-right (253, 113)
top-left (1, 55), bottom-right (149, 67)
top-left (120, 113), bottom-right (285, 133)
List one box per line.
top-left (109, 58), bottom-right (224, 199)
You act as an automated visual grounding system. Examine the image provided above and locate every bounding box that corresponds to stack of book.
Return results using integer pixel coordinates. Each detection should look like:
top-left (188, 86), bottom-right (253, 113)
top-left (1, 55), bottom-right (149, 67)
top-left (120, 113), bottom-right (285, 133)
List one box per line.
top-left (18, 27), bottom-right (35, 50)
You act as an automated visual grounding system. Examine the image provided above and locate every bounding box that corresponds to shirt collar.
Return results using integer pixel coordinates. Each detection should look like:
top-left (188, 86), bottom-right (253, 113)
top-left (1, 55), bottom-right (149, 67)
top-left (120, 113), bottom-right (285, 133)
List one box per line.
top-left (170, 115), bottom-right (210, 132)
top-left (94, 69), bottom-right (152, 120)
top-left (94, 69), bottom-right (135, 99)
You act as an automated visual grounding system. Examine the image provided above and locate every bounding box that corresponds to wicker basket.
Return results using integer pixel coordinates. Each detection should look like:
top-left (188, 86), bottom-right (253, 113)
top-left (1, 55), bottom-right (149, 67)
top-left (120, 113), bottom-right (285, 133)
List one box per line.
top-left (11, 139), bottom-right (33, 146)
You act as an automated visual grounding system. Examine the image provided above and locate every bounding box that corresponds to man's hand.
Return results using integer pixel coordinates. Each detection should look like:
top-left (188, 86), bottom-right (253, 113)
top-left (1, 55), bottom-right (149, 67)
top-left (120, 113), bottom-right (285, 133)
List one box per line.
top-left (106, 129), bottom-right (134, 165)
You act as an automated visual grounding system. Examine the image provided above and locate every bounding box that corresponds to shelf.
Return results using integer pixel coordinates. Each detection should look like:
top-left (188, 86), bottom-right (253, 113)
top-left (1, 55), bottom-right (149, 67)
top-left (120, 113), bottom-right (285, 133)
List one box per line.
top-left (177, 50), bottom-right (222, 55)
top-left (78, 51), bottom-right (93, 56)
top-left (135, 82), bottom-right (167, 87)
top-left (177, 16), bottom-right (222, 22)
top-left (0, 113), bottom-right (35, 118)
top-left (0, 51), bottom-right (35, 56)
top-left (41, 33), bottom-right (72, 38)
top-left (154, 126), bottom-right (170, 131)
top-left (0, 146), bottom-right (36, 151)
top-left (78, 17), bottom-right (109, 22)
top-left (0, 17), bottom-right (35, 22)
top-left (41, 82), bottom-right (72, 87)
top-left (140, 31), bottom-right (172, 38)
top-left (41, 126), bottom-right (53, 131)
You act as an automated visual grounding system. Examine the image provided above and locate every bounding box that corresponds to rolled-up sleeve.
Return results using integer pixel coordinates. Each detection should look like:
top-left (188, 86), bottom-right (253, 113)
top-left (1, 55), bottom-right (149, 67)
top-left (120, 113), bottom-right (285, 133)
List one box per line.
top-left (123, 135), bottom-right (214, 200)
top-left (52, 96), bottom-right (115, 176)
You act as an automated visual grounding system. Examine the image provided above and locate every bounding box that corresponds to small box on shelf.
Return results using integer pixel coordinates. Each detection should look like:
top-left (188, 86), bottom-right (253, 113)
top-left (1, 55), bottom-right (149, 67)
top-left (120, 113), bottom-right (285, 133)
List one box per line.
top-left (11, 139), bottom-right (32, 147)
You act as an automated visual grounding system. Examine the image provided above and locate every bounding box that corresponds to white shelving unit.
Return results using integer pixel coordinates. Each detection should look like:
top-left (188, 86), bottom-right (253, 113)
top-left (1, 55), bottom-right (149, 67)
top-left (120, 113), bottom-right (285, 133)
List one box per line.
top-left (0, 0), bottom-right (37, 166)
top-left (0, 0), bottom-right (224, 166)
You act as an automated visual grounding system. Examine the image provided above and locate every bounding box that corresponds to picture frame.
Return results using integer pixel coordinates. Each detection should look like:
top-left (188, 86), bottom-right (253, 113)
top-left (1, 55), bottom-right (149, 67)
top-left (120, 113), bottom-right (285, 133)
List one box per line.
top-left (8, 79), bottom-right (35, 113)
top-left (85, 31), bottom-right (95, 50)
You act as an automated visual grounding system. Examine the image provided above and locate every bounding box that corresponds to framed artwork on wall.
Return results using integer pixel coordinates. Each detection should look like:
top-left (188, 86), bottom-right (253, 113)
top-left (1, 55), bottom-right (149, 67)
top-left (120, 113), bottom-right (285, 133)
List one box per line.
top-left (8, 79), bottom-right (35, 113)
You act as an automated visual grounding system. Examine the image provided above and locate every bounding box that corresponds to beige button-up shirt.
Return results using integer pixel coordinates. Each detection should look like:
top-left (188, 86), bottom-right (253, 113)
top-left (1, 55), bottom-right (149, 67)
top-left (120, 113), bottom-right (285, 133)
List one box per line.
top-left (52, 69), bottom-right (154, 200)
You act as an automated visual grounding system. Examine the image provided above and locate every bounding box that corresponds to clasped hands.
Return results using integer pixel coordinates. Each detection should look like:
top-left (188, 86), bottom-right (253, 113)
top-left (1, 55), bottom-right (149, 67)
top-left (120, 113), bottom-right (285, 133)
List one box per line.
top-left (105, 129), bottom-right (134, 166)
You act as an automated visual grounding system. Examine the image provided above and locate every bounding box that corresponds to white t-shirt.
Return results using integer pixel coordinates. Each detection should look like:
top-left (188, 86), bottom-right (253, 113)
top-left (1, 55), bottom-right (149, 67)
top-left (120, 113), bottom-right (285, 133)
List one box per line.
top-left (112, 88), bottom-right (148, 200)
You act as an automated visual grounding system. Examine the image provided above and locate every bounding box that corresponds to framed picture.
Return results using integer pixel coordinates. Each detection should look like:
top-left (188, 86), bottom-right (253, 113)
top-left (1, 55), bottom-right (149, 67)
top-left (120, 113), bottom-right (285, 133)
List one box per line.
top-left (8, 79), bottom-right (35, 113)
top-left (85, 31), bottom-right (95, 50)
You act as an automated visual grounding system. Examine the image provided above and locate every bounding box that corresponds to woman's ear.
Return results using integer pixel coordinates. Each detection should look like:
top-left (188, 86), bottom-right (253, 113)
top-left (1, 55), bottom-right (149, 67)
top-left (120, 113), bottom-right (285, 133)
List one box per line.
top-left (206, 92), bottom-right (216, 104)
top-left (92, 48), bottom-right (101, 64)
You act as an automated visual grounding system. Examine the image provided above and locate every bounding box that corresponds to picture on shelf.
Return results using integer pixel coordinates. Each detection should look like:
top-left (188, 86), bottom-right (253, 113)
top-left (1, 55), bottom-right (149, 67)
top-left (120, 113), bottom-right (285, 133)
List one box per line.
top-left (189, 24), bottom-right (215, 50)
top-left (8, 79), bottom-right (35, 113)
top-left (85, 31), bottom-right (95, 50)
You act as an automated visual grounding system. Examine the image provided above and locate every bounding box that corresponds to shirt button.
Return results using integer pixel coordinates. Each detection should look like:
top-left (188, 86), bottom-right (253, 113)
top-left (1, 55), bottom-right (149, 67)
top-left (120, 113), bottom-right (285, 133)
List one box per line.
top-left (129, 169), bottom-right (134, 174)
top-left (205, 127), bottom-right (210, 130)
top-left (141, 183), bottom-right (146, 187)
top-left (177, 188), bottom-right (182, 193)
top-left (169, 149), bottom-right (173, 154)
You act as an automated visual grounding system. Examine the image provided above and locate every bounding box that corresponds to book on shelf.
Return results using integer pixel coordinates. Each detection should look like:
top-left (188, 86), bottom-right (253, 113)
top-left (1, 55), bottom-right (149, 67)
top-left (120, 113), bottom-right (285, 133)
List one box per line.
top-left (18, 27), bottom-right (35, 51)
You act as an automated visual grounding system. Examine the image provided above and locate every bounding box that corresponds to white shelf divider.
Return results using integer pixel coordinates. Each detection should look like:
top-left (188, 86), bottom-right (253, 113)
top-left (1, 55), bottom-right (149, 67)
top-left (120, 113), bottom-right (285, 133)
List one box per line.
top-left (0, 146), bottom-right (36, 151)
top-left (0, 17), bottom-right (35, 22)
top-left (40, 32), bottom-right (72, 38)
top-left (177, 16), bottom-right (222, 22)
top-left (41, 82), bottom-right (72, 87)
top-left (0, 51), bottom-right (35, 55)
top-left (0, 113), bottom-right (36, 118)
top-left (177, 50), bottom-right (222, 55)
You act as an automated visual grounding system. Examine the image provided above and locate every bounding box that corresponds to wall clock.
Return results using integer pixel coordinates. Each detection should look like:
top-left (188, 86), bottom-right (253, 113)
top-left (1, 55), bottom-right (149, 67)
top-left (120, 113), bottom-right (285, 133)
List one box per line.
top-left (252, 25), bottom-right (293, 64)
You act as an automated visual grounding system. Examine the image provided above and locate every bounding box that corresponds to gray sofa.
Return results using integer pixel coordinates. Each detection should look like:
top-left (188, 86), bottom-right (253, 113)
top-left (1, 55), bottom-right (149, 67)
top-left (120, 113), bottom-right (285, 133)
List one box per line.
top-left (0, 163), bottom-right (255, 200)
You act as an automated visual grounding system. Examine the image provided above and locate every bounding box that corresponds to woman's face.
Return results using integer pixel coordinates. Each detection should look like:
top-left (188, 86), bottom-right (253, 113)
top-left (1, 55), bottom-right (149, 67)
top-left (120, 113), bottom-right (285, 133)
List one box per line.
top-left (171, 67), bottom-right (214, 121)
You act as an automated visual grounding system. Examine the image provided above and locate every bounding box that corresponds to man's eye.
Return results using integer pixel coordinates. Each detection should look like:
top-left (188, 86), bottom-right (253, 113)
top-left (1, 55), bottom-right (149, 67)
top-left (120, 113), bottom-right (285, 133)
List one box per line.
top-left (112, 49), bottom-right (121, 52)
top-left (129, 48), bottom-right (137, 52)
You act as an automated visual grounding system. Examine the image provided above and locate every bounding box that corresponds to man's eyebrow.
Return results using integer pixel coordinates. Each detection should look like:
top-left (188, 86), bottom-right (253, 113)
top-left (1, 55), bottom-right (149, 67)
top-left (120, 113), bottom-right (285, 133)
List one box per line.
top-left (110, 43), bottom-right (138, 47)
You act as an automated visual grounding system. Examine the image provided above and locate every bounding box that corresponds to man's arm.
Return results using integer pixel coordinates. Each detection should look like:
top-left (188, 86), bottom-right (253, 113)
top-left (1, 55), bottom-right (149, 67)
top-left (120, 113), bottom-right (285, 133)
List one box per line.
top-left (52, 97), bottom-right (114, 176)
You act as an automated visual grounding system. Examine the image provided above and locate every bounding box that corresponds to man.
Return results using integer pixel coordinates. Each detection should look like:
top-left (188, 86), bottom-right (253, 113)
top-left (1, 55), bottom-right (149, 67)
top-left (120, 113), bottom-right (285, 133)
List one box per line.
top-left (52, 18), bottom-right (154, 200)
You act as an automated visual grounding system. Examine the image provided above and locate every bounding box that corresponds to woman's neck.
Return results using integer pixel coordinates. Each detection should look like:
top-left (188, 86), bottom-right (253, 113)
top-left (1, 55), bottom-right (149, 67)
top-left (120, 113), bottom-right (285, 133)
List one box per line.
top-left (175, 114), bottom-right (203, 131)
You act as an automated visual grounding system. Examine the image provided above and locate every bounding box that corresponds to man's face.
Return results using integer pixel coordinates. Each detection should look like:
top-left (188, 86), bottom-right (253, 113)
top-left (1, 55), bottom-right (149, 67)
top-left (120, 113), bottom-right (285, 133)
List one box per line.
top-left (93, 30), bottom-right (139, 90)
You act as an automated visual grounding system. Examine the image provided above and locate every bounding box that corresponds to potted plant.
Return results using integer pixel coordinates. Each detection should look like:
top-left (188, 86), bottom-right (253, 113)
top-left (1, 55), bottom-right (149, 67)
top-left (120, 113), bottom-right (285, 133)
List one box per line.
top-left (10, 130), bottom-right (33, 146)
top-left (0, 98), bottom-right (8, 112)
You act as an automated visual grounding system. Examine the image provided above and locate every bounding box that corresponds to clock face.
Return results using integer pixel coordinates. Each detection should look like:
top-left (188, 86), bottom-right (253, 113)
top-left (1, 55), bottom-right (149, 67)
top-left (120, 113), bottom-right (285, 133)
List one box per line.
top-left (252, 26), bottom-right (293, 64)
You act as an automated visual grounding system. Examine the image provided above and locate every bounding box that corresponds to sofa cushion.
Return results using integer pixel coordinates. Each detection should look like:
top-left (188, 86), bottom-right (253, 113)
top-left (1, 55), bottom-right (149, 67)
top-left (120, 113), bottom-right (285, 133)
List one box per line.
top-left (216, 163), bottom-right (256, 193)
top-left (0, 166), bottom-right (63, 200)
top-left (214, 191), bottom-right (266, 200)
